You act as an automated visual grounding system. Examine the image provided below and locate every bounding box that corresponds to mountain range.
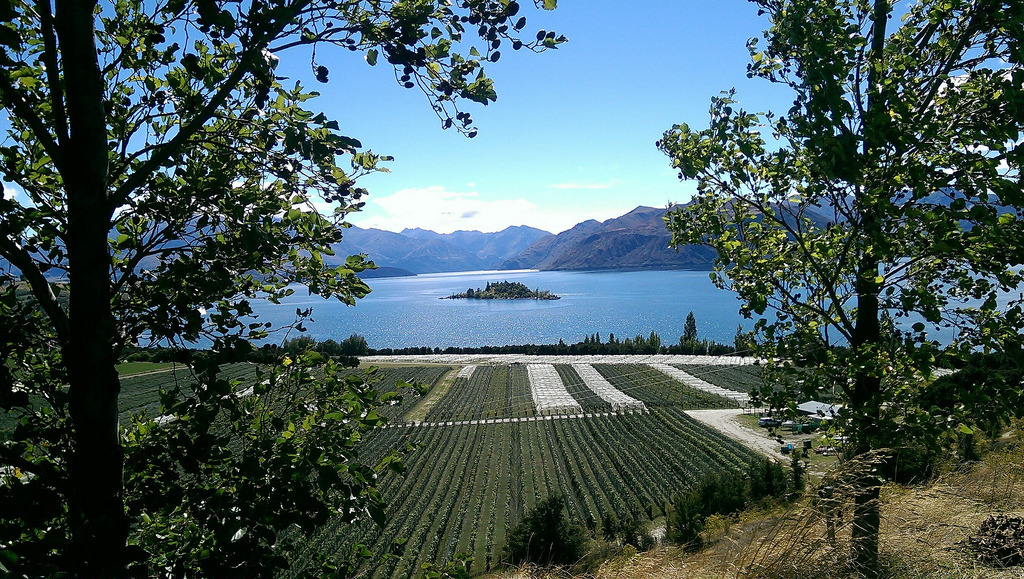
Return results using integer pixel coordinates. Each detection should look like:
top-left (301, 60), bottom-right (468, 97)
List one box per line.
top-left (332, 206), bottom-right (718, 276)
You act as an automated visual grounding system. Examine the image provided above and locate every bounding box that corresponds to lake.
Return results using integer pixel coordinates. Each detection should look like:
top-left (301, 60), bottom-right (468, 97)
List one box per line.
top-left (248, 269), bottom-right (755, 349)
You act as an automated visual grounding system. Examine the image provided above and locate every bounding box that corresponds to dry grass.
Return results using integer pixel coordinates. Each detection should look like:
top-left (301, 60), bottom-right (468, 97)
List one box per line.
top-left (495, 427), bottom-right (1024, 579)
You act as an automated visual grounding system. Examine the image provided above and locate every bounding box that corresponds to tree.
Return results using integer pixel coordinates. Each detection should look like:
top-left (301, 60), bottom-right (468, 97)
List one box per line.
top-left (501, 495), bottom-right (586, 567)
top-left (0, 0), bottom-right (563, 575)
top-left (682, 311), bottom-right (698, 343)
top-left (659, 1), bottom-right (1022, 576)
top-left (339, 332), bottom-right (369, 356)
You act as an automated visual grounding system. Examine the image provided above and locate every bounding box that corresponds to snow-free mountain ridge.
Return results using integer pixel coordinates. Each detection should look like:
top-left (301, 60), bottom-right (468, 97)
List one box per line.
top-left (331, 206), bottom-right (720, 275)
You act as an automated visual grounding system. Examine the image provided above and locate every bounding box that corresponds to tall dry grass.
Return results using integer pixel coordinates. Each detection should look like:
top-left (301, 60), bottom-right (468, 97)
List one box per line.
top-left (497, 426), bottom-right (1024, 579)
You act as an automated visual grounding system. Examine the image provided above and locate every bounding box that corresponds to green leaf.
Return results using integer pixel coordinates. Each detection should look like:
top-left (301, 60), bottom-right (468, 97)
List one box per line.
top-left (0, 550), bottom-right (18, 572)
top-left (542, 0), bottom-right (557, 9)
top-left (365, 49), bottom-right (378, 66)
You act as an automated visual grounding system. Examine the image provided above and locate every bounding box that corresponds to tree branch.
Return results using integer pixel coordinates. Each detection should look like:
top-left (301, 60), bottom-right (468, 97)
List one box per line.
top-left (0, 237), bottom-right (71, 345)
top-left (37, 0), bottom-right (70, 152)
top-left (0, 72), bottom-right (66, 176)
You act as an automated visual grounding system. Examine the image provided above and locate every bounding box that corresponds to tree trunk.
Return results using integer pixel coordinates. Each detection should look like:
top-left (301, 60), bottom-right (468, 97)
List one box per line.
top-left (849, 474), bottom-right (882, 576)
top-left (846, 1), bottom-right (890, 575)
top-left (55, 0), bottom-right (127, 574)
top-left (848, 260), bottom-right (883, 578)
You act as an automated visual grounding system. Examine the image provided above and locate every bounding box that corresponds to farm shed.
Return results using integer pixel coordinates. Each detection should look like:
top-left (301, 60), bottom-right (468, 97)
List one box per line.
top-left (797, 400), bottom-right (842, 420)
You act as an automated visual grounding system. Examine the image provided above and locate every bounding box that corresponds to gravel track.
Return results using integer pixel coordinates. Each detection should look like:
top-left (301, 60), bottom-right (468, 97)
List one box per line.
top-left (685, 409), bottom-right (783, 459)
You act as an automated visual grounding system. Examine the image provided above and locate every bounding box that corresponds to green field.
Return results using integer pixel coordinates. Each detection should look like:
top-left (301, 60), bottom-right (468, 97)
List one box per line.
top-left (115, 361), bottom-right (177, 376)
top-left (118, 363), bottom-right (260, 421)
top-left (284, 362), bottom-right (757, 578)
top-left (593, 364), bottom-right (739, 408)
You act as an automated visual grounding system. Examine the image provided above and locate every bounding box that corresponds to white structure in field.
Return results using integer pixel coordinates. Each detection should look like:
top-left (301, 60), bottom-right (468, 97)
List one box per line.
top-left (360, 354), bottom-right (762, 366)
top-left (648, 363), bottom-right (749, 404)
top-left (571, 364), bottom-right (647, 413)
top-left (527, 364), bottom-right (582, 415)
top-left (456, 365), bottom-right (477, 380)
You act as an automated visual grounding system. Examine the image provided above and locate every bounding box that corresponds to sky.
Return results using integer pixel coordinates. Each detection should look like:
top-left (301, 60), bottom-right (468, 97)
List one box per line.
top-left (279, 0), bottom-right (797, 234)
top-left (0, 1), bottom-right (797, 235)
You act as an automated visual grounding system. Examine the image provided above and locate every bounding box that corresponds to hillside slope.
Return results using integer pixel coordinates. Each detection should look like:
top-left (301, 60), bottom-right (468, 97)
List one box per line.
top-left (491, 432), bottom-right (1024, 579)
top-left (501, 206), bottom-right (716, 271)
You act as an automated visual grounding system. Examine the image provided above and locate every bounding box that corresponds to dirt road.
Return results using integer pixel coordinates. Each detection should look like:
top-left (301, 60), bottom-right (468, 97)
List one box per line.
top-left (685, 409), bottom-right (783, 459)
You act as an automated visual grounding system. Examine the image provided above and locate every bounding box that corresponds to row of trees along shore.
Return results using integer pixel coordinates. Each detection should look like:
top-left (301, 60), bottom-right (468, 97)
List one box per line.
top-left (121, 321), bottom-right (740, 360)
top-left (366, 329), bottom-right (739, 356)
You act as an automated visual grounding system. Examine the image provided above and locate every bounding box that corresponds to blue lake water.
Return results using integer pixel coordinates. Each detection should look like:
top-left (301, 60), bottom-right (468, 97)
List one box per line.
top-left (248, 269), bottom-right (755, 349)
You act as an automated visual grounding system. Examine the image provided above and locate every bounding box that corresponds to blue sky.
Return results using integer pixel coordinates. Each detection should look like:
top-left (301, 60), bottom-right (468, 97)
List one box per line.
top-left (0, 1), bottom-right (798, 235)
top-left (284, 0), bottom-right (797, 234)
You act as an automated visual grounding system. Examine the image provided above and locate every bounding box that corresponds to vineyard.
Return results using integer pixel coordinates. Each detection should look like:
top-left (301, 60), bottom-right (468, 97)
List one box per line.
top-left (117, 363), bottom-right (259, 420)
top-left (287, 360), bottom-right (760, 578)
top-left (69, 359), bottom-right (762, 578)
top-left (592, 364), bottom-right (739, 409)
top-left (673, 363), bottom-right (766, 394)
top-left (116, 363), bottom-right (450, 423)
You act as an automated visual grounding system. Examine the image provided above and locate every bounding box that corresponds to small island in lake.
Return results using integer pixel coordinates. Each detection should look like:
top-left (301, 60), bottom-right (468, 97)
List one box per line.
top-left (442, 280), bottom-right (560, 300)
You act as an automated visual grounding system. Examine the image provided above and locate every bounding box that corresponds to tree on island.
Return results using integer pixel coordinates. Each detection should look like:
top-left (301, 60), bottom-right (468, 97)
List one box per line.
top-left (444, 280), bottom-right (560, 300)
top-left (660, 0), bottom-right (1023, 575)
top-left (0, 0), bottom-right (563, 575)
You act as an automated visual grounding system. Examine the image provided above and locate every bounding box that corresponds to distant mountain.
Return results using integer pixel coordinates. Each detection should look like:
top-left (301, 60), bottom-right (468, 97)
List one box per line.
top-left (500, 206), bottom-right (717, 271)
top-left (328, 226), bottom-right (488, 273)
top-left (499, 219), bottom-right (603, 270)
top-left (400, 225), bottom-right (551, 269)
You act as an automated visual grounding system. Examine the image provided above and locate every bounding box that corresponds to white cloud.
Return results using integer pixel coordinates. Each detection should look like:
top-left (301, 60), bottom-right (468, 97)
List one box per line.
top-left (350, 186), bottom-right (631, 234)
top-left (3, 184), bottom-right (19, 201)
top-left (547, 182), bottom-right (613, 190)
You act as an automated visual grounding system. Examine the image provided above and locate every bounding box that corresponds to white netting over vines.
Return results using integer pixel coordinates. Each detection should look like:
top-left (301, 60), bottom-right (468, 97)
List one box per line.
top-left (456, 365), bottom-right (477, 379)
top-left (570, 363), bottom-right (647, 412)
top-left (527, 364), bottom-right (582, 415)
top-left (648, 363), bottom-right (749, 403)
top-left (360, 354), bottom-right (761, 365)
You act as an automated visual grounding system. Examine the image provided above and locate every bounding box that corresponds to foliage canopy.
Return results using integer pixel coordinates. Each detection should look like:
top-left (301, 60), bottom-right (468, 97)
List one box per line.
top-left (0, 0), bottom-right (562, 575)
top-left (660, 0), bottom-right (1022, 575)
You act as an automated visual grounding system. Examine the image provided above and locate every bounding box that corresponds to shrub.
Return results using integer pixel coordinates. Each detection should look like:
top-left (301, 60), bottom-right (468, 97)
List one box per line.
top-left (667, 491), bottom-right (704, 550)
top-left (669, 459), bottom-right (795, 550)
top-left (502, 495), bottom-right (586, 567)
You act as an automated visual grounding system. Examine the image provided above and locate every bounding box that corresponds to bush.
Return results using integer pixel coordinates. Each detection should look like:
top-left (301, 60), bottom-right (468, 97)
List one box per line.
top-left (667, 491), bottom-right (704, 550)
top-left (600, 511), bottom-right (652, 551)
top-left (502, 495), bottom-right (586, 567)
top-left (748, 457), bottom-right (788, 503)
top-left (668, 459), bottom-right (795, 550)
top-left (883, 445), bottom-right (938, 485)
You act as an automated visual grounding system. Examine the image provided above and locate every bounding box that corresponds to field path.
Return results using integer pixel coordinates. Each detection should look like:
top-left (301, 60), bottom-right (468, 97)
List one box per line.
top-left (685, 409), bottom-right (781, 460)
top-left (118, 366), bottom-right (177, 378)
top-left (404, 366), bottom-right (462, 423)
